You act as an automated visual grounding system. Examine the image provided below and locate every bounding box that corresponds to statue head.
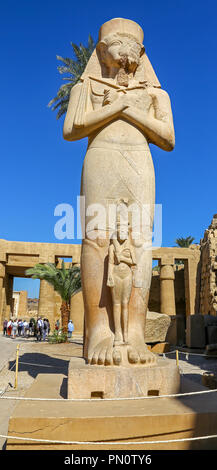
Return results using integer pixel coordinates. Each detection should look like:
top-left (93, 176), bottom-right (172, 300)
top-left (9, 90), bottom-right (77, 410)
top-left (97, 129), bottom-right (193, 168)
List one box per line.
top-left (79, 18), bottom-right (161, 89)
top-left (97, 18), bottom-right (144, 73)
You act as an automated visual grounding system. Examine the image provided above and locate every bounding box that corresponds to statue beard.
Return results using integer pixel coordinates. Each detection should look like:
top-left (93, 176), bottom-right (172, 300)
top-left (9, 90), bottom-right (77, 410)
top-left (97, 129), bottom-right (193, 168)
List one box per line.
top-left (117, 54), bottom-right (139, 86)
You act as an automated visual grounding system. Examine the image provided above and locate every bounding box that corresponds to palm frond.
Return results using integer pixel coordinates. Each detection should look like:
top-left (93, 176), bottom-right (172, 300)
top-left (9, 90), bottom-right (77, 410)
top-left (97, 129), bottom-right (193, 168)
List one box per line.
top-left (48, 35), bottom-right (95, 119)
top-left (26, 261), bottom-right (81, 303)
top-left (175, 236), bottom-right (195, 248)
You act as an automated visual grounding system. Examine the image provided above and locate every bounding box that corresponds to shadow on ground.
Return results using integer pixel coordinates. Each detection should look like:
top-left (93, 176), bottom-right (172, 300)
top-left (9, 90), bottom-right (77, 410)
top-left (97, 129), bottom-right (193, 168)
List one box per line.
top-left (8, 353), bottom-right (69, 379)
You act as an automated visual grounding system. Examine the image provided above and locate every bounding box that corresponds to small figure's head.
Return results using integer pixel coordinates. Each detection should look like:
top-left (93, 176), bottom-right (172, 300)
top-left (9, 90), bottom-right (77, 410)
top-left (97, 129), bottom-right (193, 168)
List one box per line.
top-left (97, 18), bottom-right (144, 73)
top-left (116, 221), bottom-right (130, 242)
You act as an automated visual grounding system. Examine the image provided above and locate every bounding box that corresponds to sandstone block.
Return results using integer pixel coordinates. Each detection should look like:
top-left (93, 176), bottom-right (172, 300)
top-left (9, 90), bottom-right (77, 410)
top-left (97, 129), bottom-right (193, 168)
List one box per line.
top-left (145, 311), bottom-right (171, 343)
top-left (186, 314), bottom-right (206, 348)
top-left (67, 356), bottom-right (180, 399)
top-left (207, 326), bottom-right (217, 345)
top-left (166, 315), bottom-right (186, 346)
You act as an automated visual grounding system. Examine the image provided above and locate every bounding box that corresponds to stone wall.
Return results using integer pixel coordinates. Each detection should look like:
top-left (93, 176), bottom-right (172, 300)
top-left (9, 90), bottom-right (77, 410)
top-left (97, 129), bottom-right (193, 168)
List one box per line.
top-left (200, 214), bottom-right (217, 316)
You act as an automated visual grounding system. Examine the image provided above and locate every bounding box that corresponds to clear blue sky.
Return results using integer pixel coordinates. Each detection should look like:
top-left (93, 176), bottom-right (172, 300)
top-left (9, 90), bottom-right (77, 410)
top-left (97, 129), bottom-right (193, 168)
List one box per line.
top-left (1, 0), bottom-right (217, 296)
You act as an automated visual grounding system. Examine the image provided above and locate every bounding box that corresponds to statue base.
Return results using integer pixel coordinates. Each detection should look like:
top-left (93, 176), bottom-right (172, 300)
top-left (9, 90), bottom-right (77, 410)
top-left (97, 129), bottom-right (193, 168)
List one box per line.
top-left (67, 355), bottom-right (180, 399)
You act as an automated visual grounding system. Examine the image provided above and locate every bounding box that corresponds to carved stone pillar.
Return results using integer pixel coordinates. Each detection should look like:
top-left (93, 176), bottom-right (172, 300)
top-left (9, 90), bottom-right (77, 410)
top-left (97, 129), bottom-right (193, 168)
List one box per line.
top-left (5, 275), bottom-right (14, 319)
top-left (0, 262), bottom-right (5, 324)
top-left (38, 279), bottom-right (55, 325)
top-left (70, 290), bottom-right (84, 335)
top-left (160, 263), bottom-right (176, 316)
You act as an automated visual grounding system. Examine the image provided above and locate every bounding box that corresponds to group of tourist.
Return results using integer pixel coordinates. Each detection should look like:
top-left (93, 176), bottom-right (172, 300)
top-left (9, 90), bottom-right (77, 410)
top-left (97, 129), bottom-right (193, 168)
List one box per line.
top-left (3, 318), bottom-right (31, 338)
top-left (3, 317), bottom-right (74, 340)
top-left (36, 317), bottom-right (50, 342)
top-left (2, 317), bottom-right (50, 340)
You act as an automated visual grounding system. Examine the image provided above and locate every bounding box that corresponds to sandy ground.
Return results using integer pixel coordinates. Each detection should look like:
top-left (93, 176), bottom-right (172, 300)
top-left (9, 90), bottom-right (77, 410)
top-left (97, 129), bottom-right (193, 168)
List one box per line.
top-left (0, 334), bottom-right (217, 450)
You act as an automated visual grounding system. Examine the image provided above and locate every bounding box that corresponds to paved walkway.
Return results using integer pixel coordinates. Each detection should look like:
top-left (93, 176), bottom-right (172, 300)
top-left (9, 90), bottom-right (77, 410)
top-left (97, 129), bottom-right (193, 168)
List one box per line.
top-left (0, 336), bottom-right (217, 449)
top-left (0, 336), bottom-right (18, 376)
top-left (0, 334), bottom-right (82, 449)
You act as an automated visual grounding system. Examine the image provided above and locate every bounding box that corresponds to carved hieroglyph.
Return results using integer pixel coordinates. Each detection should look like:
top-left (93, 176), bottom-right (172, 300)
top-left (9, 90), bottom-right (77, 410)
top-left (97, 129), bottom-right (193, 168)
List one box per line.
top-left (63, 18), bottom-right (175, 366)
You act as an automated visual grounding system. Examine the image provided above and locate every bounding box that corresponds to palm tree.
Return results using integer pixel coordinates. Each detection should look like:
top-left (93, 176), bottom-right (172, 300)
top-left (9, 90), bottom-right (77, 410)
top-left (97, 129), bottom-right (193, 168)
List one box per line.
top-left (175, 236), bottom-right (195, 248)
top-left (26, 261), bottom-right (81, 334)
top-left (48, 35), bottom-right (95, 119)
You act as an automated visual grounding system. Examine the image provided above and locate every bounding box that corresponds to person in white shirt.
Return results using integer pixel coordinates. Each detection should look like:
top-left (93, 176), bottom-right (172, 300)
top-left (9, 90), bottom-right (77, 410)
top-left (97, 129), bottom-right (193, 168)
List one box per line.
top-left (12, 319), bottom-right (18, 339)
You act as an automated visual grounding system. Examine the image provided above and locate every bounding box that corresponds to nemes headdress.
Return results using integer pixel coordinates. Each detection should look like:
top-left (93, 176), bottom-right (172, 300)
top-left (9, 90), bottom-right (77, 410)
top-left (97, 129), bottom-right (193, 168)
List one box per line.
top-left (81, 18), bottom-right (160, 86)
top-left (74, 18), bottom-right (161, 127)
top-left (98, 17), bottom-right (144, 43)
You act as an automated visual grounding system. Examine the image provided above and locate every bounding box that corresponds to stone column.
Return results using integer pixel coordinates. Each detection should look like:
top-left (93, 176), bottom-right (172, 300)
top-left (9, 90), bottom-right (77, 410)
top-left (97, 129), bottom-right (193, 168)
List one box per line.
top-left (5, 275), bottom-right (14, 319)
top-left (38, 279), bottom-right (55, 325)
top-left (184, 249), bottom-right (201, 316)
top-left (70, 290), bottom-right (84, 336)
top-left (0, 262), bottom-right (5, 325)
top-left (160, 261), bottom-right (176, 316)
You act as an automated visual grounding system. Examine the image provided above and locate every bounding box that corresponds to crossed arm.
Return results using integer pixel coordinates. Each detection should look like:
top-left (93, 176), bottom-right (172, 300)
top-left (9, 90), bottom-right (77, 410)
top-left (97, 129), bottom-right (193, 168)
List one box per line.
top-left (63, 82), bottom-right (175, 151)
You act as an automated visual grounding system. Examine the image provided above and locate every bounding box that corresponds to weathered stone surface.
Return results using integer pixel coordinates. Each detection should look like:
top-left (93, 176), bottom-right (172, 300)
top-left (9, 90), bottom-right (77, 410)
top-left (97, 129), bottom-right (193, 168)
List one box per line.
top-left (67, 356), bottom-right (180, 399)
top-left (186, 314), bottom-right (206, 348)
top-left (145, 311), bottom-right (171, 343)
top-left (63, 17), bottom-right (175, 367)
top-left (203, 314), bottom-right (217, 327)
top-left (7, 371), bottom-right (217, 450)
top-left (166, 315), bottom-right (186, 346)
top-left (200, 215), bottom-right (217, 316)
top-left (207, 326), bottom-right (217, 345)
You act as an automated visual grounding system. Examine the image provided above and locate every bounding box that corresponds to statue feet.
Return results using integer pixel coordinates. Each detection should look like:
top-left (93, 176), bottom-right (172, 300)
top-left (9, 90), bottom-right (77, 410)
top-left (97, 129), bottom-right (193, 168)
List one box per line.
top-left (88, 337), bottom-right (122, 366)
top-left (127, 339), bottom-right (156, 366)
top-left (87, 334), bottom-right (156, 366)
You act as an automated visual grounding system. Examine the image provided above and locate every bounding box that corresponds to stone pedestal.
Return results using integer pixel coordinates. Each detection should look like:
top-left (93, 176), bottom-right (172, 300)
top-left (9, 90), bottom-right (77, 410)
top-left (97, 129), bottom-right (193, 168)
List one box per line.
top-left (67, 356), bottom-right (180, 399)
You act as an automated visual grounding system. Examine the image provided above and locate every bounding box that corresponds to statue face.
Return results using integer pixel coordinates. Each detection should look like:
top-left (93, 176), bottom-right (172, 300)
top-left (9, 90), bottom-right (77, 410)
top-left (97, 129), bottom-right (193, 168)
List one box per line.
top-left (100, 33), bottom-right (143, 72)
top-left (117, 225), bottom-right (128, 241)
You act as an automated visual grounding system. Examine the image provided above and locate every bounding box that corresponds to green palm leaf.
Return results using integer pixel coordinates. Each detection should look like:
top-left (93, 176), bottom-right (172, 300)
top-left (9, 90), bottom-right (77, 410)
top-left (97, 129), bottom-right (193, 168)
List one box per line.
top-left (48, 34), bottom-right (95, 120)
top-left (26, 261), bottom-right (81, 303)
top-left (175, 236), bottom-right (195, 248)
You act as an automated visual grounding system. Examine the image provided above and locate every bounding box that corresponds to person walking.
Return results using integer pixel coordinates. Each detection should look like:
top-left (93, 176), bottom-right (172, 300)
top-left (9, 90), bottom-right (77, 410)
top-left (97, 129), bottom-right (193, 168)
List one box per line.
top-left (68, 320), bottom-right (74, 339)
top-left (47, 319), bottom-right (50, 335)
top-left (42, 318), bottom-right (48, 341)
top-left (29, 319), bottom-right (34, 336)
top-left (3, 319), bottom-right (7, 336)
top-left (23, 320), bottom-right (29, 337)
top-left (36, 317), bottom-right (43, 341)
top-left (7, 319), bottom-right (12, 336)
top-left (17, 319), bottom-right (22, 336)
top-left (11, 319), bottom-right (18, 339)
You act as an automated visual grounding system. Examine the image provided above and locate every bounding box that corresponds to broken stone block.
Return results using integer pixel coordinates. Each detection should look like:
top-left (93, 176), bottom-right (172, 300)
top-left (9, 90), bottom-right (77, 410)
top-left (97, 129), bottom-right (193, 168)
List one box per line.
top-left (145, 311), bottom-right (171, 343)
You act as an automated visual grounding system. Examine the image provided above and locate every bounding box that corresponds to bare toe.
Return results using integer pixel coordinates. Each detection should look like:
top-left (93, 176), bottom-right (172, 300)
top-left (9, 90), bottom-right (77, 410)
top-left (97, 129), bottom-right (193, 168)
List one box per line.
top-left (128, 347), bottom-right (139, 364)
top-left (105, 347), bottom-right (113, 365)
top-left (91, 351), bottom-right (99, 364)
top-left (139, 352), bottom-right (147, 364)
top-left (98, 347), bottom-right (106, 365)
top-left (113, 347), bottom-right (122, 365)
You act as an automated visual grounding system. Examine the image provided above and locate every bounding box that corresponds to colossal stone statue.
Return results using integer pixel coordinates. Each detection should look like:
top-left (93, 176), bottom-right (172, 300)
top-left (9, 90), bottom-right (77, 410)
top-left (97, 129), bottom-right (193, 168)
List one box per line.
top-left (63, 18), bottom-right (175, 367)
